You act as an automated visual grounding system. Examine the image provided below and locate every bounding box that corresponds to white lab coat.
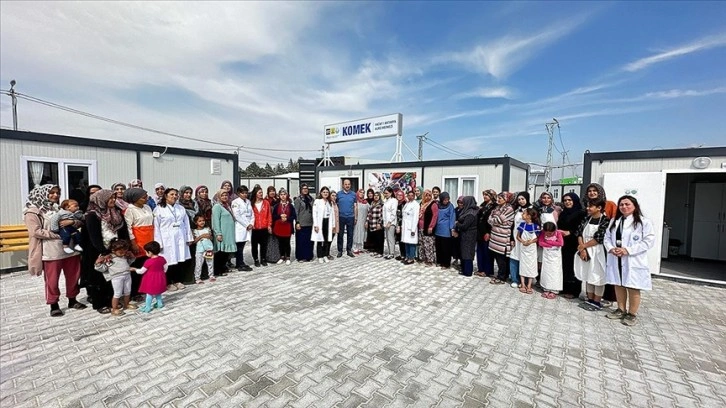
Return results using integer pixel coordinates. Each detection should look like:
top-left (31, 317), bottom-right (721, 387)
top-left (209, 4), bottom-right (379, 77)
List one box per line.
top-left (401, 200), bottom-right (420, 244)
top-left (231, 197), bottom-right (254, 242)
top-left (311, 199), bottom-right (336, 242)
top-left (153, 203), bottom-right (193, 265)
top-left (604, 215), bottom-right (655, 290)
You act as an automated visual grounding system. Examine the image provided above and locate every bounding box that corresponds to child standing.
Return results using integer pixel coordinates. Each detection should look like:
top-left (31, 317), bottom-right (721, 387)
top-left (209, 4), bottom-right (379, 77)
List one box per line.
top-left (131, 241), bottom-right (168, 313)
top-left (94, 239), bottom-right (136, 316)
top-left (516, 208), bottom-right (540, 294)
top-left (192, 215), bottom-right (215, 284)
top-left (574, 198), bottom-right (609, 310)
top-left (50, 199), bottom-right (85, 254)
top-left (538, 222), bottom-right (564, 299)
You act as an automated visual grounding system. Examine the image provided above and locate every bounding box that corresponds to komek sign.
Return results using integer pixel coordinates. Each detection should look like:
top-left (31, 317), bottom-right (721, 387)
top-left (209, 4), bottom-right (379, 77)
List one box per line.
top-left (324, 113), bottom-right (402, 144)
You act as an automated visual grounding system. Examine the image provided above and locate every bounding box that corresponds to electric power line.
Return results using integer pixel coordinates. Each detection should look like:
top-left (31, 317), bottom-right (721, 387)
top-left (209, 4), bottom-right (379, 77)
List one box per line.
top-left (1, 90), bottom-right (320, 153)
top-left (422, 137), bottom-right (477, 159)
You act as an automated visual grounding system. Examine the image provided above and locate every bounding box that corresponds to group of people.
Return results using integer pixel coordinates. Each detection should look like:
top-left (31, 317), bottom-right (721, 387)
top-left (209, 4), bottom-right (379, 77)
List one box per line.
top-left (24, 177), bottom-right (655, 326)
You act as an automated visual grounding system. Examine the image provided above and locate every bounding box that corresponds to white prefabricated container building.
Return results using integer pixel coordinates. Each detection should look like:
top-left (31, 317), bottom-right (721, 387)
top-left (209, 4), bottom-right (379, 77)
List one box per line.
top-left (582, 147), bottom-right (726, 277)
top-left (316, 156), bottom-right (529, 199)
top-left (0, 129), bottom-right (238, 271)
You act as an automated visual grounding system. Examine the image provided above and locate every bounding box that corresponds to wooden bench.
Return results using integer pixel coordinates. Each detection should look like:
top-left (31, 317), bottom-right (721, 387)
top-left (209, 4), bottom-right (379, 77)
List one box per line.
top-left (0, 225), bottom-right (29, 253)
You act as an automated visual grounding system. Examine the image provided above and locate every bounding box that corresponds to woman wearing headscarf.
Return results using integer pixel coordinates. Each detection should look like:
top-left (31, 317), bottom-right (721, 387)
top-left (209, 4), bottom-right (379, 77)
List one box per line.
top-left (583, 183), bottom-right (617, 219)
top-left (294, 184), bottom-right (314, 262)
top-left (534, 191), bottom-right (561, 272)
top-left (194, 185), bottom-right (213, 226)
top-left (452, 196), bottom-right (464, 267)
top-left (434, 192), bottom-right (456, 269)
top-left (475, 189), bottom-right (497, 277)
top-left (363, 188), bottom-right (376, 251)
top-left (509, 192), bottom-right (532, 287)
top-left (366, 192), bottom-right (385, 257)
top-left (79, 184), bottom-right (102, 213)
top-left (123, 187), bottom-right (154, 299)
top-left (557, 192), bottom-right (586, 298)
top-left (178, 186), bottom-right (197, 223)
top-left (212, 189), bottom-right (237, 275)
top-left (84, 189), bottom-right (129, 313)
top-left (400, 190), bottom-right (420, 265)
top-left (152, 183), bottom-right (166, 207)
top-left (24, 184), bottom-right (87, 316)
top-left (488, 192), bottom-right (515, 284)
top-left (128, 179), bottom-right (143, 189)
top-left (455, 196), bottom-right (479, 276)
top-left (154, 188), bottom-right (193, 291)
top-left (111, 183), bottom-right (129, 212)
top-left (418, 189), bottom-right (438, 266)
top-left (353, 189), bottom-right (370, 254)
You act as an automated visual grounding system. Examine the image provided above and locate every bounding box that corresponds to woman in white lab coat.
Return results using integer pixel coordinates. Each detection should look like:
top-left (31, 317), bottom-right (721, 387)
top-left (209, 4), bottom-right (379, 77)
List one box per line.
top-left (400, 190), bottom-right (420, 265)
top-left (311, 187), bottom-right (336, 263)
top-left (153, 188), bottom-right (194, 291)
top-left (604, 195), bottom-right (655, 326)
top-left (231, 186), bottom-right (254, 271)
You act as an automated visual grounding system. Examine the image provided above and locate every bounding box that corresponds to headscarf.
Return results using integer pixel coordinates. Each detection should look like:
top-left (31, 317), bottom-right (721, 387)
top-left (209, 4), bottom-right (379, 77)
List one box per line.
top-left (87, 189), bottom-right (124, 233)
top-left (460, 196), bottom-right (479, 220)
top-left (366, 188), bottom-right (375, 205)
top-left (195, 185), bottom-right (212, 216)
top-left (515, 191), bottom-right (531, 209)
top-left (111, 182), bottom-right (129, 211)
top-left (178, 185), bottom-right (195, 211)
top-left (24, 184), bottom-right (59, 214)
top-left (298, 184), bottom-right (312, 210)
top-left (356, 189), bottom-right (368, 204)
top-left (214, 189), bottom-right (235, 220)
top-left (497, 191), bottom-right (513, 207)
top-left (482, 189), bottom-right (497, 206)
top-left (395, 189), bottom-right (406, 205)
top-left (560, 192), bottom-right (582, 217)
top-left (123, 188), bottom-right (147, 205)
top-left (154, 183), bottom-right (165, 202)
top-left (438, 192), bottom-right (451, 208)
top-left (128, 179), bottom-right (142, 189)
top-left (221, 180), bottom-right (233, 190)
top-left (419, 189), bottom-right (433, 218)
top-left (534, 191), bottom-right (559, 214)
top-left (582, 183), bottom-right (607, 207)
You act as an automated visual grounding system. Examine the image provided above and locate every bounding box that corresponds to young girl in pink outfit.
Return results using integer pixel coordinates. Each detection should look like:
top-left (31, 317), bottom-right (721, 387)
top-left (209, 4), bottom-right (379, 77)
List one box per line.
top-left (539, 222), bottom-right (564, 299)
top-left (130, 241), bottom-right (167, 313)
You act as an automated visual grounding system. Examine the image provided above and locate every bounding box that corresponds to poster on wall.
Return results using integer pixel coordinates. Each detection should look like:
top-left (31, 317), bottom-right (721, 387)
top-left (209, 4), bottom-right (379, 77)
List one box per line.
top-left (367, 172), bottom-right (417, 193)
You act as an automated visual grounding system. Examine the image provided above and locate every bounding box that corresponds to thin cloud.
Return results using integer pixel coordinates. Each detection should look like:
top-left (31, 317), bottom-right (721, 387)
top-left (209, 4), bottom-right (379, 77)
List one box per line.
top-left (453, 87), bottom-right (515, 100)
top-left (623, 33), bottom-right (726, 72)
top-left (435, 14), bottom-right (590, 79)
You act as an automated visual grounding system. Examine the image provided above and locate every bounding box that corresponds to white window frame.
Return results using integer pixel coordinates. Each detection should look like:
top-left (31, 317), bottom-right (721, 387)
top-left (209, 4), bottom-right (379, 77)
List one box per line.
top-left (20, 155), bottom-right (98, 206)
top-left (441, 175), bottom-right (479, 198)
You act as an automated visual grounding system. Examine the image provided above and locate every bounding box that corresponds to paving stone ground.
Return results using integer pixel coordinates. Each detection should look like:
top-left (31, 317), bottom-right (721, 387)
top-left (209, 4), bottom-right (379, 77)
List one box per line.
top-left (1, 251), bottom-right (725, 408)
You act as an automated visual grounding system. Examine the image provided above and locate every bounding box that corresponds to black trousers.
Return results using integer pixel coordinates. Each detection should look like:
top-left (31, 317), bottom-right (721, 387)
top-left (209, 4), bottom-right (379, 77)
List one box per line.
top-left (130, 256), bottom-right (147, 297)
top-left (435, 236), bottom-right (453, 267)
top-left (214, 251), bottom-right (232, 274)
top-left (278, 236), bottom-right (291, 258)
top-left (86, 270), bottom-right (113, 310)
top-left (316, 218), bottom-right (331, 258)
top-left (368, 229), bottom-right (384, 254)
top-left (166, 263), bottom-right (184, 285)
top-left (251, 229), bottom-right (269, 261)
top-left (493, 252), bottom-right (509, 280)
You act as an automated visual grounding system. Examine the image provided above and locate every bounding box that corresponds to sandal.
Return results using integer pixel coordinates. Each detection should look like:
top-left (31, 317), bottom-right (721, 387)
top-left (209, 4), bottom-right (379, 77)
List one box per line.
top-left (519, 287), bottom-right (527, 293)
top-left (70, 302), bottom-right (87, 310)
top-left (546, 292), bottom-right (557, 299)
top-left (489, 278), bottom-right (500, 284)
top-left (526, 288), bottom-right (533, 294)
top-left (97, 307), bottom-right (112, 314)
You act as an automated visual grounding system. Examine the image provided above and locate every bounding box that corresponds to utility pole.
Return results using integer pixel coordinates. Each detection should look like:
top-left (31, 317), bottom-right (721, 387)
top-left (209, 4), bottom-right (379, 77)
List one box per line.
top-left (561, 150), bottom-right (567, 182)
top-left (416, 132), bottom-right (429, 161)
top-left (544, 119), bottom-right (559, 192)
top-left (9, 80), bottom-right (18, 130)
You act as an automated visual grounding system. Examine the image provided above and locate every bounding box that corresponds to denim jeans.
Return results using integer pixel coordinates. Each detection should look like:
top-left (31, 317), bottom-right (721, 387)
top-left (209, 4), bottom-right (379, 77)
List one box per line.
top-left (509, 258), bottom-right (520, 283)
top-left (337, 216), bottom-right (355, 253)
top-left (405, 243), bottom-right (417, 259)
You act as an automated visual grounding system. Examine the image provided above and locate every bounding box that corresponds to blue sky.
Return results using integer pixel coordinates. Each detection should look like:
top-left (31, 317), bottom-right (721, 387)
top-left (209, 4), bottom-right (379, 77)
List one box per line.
top-left (1, 1), bottom-right (724, 173)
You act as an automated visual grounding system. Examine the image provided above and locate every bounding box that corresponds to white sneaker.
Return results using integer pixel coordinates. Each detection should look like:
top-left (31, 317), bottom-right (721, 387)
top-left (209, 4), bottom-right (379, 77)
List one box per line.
top-left (286, 260), bottom-right (291, 265)
top-left (511, 282), bottom-right (519, 288)
top-left (277, 259), bottom-right (284, 265)
top-left (323, 257), bottom-right (329, 263)
top-left (73, 245), bottom-right (83, 252)
top-left (63, 247), bottom-right (75, 254)
top-left (319, 258), bottom-right (324, 264)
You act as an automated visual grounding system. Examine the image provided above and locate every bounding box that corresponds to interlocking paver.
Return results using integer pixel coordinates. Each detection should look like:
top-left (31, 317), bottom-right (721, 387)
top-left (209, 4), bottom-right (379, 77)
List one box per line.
top-left (1, 255), bottom-right (725, 408)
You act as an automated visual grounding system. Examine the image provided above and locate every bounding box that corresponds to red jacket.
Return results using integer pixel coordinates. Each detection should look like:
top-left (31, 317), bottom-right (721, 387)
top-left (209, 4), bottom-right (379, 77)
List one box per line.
top-left (252, 200), bottom-right (272, 229)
